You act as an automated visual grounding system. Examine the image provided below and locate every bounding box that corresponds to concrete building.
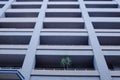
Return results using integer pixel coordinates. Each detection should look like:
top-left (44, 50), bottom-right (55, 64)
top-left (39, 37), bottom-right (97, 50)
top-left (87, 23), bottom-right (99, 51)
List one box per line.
top-left (0, 0), bottom-right (120, 80)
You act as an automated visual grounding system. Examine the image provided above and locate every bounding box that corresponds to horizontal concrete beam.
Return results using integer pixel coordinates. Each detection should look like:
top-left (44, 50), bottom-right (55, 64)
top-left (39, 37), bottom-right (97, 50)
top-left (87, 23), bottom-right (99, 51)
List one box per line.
top-left (0, 18), bottom-right (37, 22)
top-left (91, 17), bottom-right (120, 22)
top-left (103, 51), bottom-right (120, 55)
top-left (41, 29), bottom-right (87, 32)
top-left (31, 70), bottom-right (120, 77)
top-left (0, 45), bottom-right (28, 49)
top-left (31, 70), bottom-right (99, 76)
top-left (6, 9), bottom-right (40, 12)
top-left (0, 29), bottom-right (33, 32)
top-left (37, 45), bottom-right (92, 50)
top-left (110, 71), bottom-right (120, 76)
top-left (0, 50), bottom-right (26, 54)
top-left (0, 18), bottom-right (84, 22)
top-left (96, 33), bottom-right (120, 36)
top-left (84, 1), bottom-right (117, 4)
top-left (40, 32), bottom-right (88, 36)
top-left (0, 1), bottom-right (7, 4)
top-left (46, 9), bottom-right (81, 12)
top-left (95, 29), bottom-right (120, 33)
top-left (44, 18), bottom-right (84, 22)
top-left (48, 2), bottom-right (78, 5)
top-left (88, 8), bottom-right (120, 12)
top-left (101, 46), bottom-right (120, 50)
top-left (12, 2), bottom-right (42, 5)
top-left (0, 32), bottom-right (32, 35)
top-left (36, 50), bottom-right (93, 55)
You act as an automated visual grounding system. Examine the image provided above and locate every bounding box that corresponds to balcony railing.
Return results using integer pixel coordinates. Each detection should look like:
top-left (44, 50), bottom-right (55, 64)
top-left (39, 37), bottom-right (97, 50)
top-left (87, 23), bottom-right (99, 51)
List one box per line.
top-left (0, 67), bottom-right (21, 70)
top-left (0, 70), bottom-right (25, 80)
top-left (35, 68), bottom-right (94, 71)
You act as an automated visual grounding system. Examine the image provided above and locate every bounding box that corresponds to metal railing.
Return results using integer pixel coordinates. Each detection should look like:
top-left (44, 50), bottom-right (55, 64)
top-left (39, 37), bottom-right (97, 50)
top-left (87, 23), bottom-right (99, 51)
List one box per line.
top-left (0, 70), bottom-right (25, 80)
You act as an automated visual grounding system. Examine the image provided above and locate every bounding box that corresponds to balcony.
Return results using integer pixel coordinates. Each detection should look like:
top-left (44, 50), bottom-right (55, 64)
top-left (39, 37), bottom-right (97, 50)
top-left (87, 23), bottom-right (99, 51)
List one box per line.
top-left (0, 35), bottom-right (30, 49)
top-left (48, 2), bottom-right (79, 8)
top-left (0, 22), bottom-right (35, 29)
top-left (0, 18), bottom-right (36, 29)
top-left (35, 55), bottom-right (94, 70)
top-left (98, 36), bottom-right (120, 51)
top-left (38, 33), bottom-right (92, 50)
top-left (11, 2), bottom-right (41, 9)
top-left (0, 4), bottom-right (4, 8)
top-left (86, 4), bottom-right (118, 8)
top-left (40, 36), bottom-right (88, 45)
top-left (0, 36), bottom-right (31, 45)
top-left (0, 54), bottom-right (24, 70)
top-left (5, 9), bottom-right (39, 17)
top-left (0, 70), bottom-right (24, 80)
top-left (89, 12), bottom-right (120, 17)
top-left (93, 22), bottom-right (120, 29)
top-left (46, 12), bottom-right (81, 17)
top-left (43, 18), bottom-right (84, 29)
top-left (85, 1), bottom-right (118, 8)
top-left (105, 56), bottom-right (120, 71)
top-left (98, 36), bottom-right (120, 46)
top-left (46, 9), bottom-right (81, 18)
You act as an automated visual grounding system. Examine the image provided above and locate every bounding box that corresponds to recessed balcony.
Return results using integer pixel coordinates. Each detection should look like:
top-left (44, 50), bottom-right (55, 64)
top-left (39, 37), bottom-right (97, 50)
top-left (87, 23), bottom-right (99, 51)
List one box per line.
top-left (46, 9), bottom-right (81, 17)
top-left (11, 4), bottom-right (41, 9)
top-left (98, 36), bottom-right (120, 46)
top-left (43, 18), bottom-right (84, 29)
top-left (0, 4), bottom-right (4, 8)
top-left (0, 22), bottom-right (35, 29)
top-left (40, 36), bottom-right (88, 45)
top-left (105, 56), bottom-right (120, 71)
top-left (35, 55), bottom-right (94, 70)
top-left (5, 12), bottom-right (39, 17)
top-left (48, 5), bottom-right (79, 8)
top-left (86, 4), bottom-right (118, 8)
top-left (0, 36), bottom-right (31, 45)
top-left (93, 22), bottom-right (120, 29)
top-left (43, 22), bottom-right (84, 29)
top-left (38, 34), bottom-right (91, 50)
top-left (0, 54), bottom-right (24, 70)
top-left (89, 12), bottom-right (120, 17)
top-left (0, 70), bottom-right (24, 80)
top-left (46, 12), bottom-right (81, 17)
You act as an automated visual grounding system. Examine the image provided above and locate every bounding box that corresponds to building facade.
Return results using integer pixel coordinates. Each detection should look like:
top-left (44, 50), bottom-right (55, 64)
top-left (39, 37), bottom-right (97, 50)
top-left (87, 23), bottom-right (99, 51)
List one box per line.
top-left (0, 0), bottom-right (120, 80)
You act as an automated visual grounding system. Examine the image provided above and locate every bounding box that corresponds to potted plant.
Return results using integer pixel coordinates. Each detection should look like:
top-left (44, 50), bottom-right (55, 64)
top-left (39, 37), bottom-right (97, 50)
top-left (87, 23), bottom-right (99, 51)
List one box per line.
top-left (60, 56), bottom-right (72, 70)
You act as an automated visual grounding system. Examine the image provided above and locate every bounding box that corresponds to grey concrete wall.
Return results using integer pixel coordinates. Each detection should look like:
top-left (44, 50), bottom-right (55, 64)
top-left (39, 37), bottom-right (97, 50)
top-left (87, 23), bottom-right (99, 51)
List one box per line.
top-left (1, 0), bottom-right (120, 80)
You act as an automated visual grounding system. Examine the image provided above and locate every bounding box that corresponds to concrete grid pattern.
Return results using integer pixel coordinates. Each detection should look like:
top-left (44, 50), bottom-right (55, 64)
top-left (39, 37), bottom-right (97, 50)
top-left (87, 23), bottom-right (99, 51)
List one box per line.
top-left (0, 0), bottom-right (120, 80)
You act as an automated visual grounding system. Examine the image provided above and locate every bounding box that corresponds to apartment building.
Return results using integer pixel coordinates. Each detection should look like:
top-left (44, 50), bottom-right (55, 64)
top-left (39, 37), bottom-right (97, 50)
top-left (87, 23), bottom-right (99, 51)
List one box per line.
top-left (0, 0), bottom-right (120, 80)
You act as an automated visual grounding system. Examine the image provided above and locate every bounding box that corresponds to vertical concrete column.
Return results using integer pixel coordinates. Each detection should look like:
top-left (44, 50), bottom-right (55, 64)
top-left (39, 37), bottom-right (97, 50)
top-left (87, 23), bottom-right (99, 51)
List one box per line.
top-left (0, 0), bottom-right (15, 17)
top-left (78, 0), bottom-right (112, 80)
top-left (21, 0), bottom-right (48, 80)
